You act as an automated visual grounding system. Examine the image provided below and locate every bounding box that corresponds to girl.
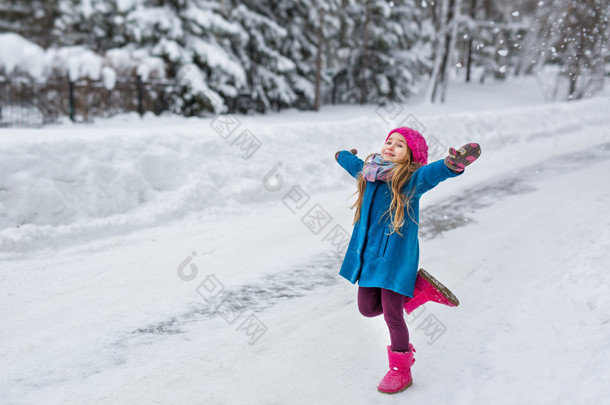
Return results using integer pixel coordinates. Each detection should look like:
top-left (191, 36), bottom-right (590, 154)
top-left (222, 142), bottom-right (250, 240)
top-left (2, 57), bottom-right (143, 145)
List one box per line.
top-left (335, 127), bottom-right (481, 394)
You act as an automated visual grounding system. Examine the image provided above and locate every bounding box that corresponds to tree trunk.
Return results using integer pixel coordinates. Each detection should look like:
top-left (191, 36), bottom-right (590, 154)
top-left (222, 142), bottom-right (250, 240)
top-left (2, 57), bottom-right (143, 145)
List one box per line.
top-left (359, 2), bottom-right (371, 105)
top-left (431, 0), bottom-right (438, 28)
top-left (313, 8), bottom-right (325, 111)
top-left (568, 72), bottom-right (578, 100)
top-left (483, 0), bottom-right (493, 20)
top-left (565, 0), bottom-right (580, 100)
top-left (425, 0), bottom-right (450, 103)
top-left (514, 22), bottom-right (541, 77)
top-left (440, 0), bottom-right (461, 103)
top-left (465, 0), bottom-right (477, 82)
top-left (495, 28), bottom-right (507, 79)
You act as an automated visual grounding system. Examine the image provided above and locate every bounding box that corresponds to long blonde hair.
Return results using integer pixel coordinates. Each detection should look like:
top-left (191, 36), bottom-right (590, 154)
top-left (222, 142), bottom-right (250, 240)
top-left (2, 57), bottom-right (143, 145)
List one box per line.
top-left (350, 151), bottom-right (423, 236)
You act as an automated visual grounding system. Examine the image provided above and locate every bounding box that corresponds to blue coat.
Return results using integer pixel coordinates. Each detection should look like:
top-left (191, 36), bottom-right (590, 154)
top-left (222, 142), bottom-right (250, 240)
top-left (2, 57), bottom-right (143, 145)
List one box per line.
top-left (336, 151), bottom-right (462, 297)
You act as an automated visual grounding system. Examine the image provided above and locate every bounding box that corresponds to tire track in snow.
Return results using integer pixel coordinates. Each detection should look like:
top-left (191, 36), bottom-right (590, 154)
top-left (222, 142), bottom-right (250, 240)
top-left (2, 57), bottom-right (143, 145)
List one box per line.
top-left (130, 142), bottom-right (610, 336)
top-left (132, 253), bottom-right (342, 336)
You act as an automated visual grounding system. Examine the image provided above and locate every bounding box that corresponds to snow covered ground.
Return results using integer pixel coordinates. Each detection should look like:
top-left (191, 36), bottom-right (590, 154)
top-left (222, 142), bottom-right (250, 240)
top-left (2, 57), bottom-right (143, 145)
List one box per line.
top-left (1, 78), bottom-right (609, 404)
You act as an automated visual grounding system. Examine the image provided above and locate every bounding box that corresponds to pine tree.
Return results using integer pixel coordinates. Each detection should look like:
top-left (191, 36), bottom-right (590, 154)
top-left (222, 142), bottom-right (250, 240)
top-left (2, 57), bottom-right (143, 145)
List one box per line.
top-left (227, 1), bottom-right (311, 112)
top-left (8, 0), bottom-right (603, 117)
top-left (54, 0), bottom-right (121, 50)
top-left (177, 1), bottom-right (248, 114)
top-left (334, 0), bottom-right (432, 105)
top-left (428, 0), bottom-right (530, 100)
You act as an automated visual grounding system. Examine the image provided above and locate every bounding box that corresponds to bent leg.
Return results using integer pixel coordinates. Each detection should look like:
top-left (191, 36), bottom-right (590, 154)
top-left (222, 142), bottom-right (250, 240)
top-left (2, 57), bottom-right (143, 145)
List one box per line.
top-left (357, 286), bottom-right (383, 317)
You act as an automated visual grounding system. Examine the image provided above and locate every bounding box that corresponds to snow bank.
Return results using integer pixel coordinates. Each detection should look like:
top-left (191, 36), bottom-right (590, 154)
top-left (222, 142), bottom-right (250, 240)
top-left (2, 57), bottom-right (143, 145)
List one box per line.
top-left (419, 97), bottom-right (610, 150)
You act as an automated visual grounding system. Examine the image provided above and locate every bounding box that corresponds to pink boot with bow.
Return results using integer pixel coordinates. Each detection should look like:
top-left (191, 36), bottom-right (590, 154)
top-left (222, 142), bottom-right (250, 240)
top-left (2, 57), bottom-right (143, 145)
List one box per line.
top-left (404, 268), bottom-right (459, 315)
top-left (377, 344), bottom-right (416, 394)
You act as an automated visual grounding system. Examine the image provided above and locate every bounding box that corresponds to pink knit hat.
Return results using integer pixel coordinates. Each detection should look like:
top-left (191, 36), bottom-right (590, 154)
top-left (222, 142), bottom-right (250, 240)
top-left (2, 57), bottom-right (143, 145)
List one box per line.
top-left (385, 127), bottom-right (428, 165)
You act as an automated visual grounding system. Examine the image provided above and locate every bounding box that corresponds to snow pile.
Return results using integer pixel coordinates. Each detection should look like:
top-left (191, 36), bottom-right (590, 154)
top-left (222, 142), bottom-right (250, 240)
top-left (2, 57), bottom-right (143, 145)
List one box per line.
top-left (45, 46), bottom-right (104, 82)
top-left (0, 33), bottom-right (166, 87)
top-left (105, 47), bottom-right (166, 82)
top-left (0, 33), bottom-right (46, 80)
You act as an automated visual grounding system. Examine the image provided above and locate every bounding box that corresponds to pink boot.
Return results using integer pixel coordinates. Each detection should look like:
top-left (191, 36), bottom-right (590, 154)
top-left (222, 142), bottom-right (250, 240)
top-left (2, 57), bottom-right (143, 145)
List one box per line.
top-left (404, 268), bottom-right (459, 315)
top-left (377, 344), bottom-right (415, 394)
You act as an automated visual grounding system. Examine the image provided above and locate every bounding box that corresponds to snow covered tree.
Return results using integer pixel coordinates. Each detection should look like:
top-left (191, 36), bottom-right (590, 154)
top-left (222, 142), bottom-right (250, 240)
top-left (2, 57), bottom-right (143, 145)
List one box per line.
top-left (461, 0), bottom-right (530, 83)
top-left (380, 0), bottom-right (434, 102)
top-left (175, 1), bottom-right (248, 114)
top-left (237, 0), bottom-right (347, 111)
top-left (4, 0), bottom-right (606, 119)
top-left (332, 0), bottom-right (432, 105)
top-left (104, 0), bottom-right (248, 114)
top-left (522, 0), bottom-right (609, 100)
top-left (494, 1), bottom-right (532, 77)
top-left (248, 0), bottom-right (317, 109)
top-left (426, 0), bottom-right (531, 101)
top-left (53, 0), bottom-right (123, 51)
top-left (224, 1), bottom-right (310, 112)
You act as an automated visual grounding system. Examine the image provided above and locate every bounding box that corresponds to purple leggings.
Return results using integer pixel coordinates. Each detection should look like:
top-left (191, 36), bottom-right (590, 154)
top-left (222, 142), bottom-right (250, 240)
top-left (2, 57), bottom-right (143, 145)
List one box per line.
top-left (358, 286), bottom-right (409, 352)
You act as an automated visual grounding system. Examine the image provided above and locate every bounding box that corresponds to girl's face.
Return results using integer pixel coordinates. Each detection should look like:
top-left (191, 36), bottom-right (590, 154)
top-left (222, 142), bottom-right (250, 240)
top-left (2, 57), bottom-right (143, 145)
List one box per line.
top-left (381, 132), bottom-right (410, 163)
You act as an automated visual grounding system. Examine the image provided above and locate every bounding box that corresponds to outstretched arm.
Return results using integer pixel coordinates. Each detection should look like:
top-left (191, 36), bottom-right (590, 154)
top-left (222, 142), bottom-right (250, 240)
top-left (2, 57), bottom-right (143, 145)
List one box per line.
top-left (335, 149), bottom-right (363, 179)
top-left (409, 143), bottom-right (481, 196)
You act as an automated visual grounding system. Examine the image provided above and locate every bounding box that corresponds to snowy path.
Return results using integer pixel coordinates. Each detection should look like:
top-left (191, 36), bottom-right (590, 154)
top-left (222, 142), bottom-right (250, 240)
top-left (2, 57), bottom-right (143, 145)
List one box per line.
top-left (1, 88), bottom-right (610, 404)
top-left (120, 140), bottom-right (610, 341)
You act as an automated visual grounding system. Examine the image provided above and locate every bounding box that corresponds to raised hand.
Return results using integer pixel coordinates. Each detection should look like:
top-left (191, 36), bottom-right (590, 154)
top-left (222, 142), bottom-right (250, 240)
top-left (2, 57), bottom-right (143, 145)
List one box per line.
top-left (444, 143), bottom-right (481, 172)
top-left (335, 148), bottom-right (358, 161)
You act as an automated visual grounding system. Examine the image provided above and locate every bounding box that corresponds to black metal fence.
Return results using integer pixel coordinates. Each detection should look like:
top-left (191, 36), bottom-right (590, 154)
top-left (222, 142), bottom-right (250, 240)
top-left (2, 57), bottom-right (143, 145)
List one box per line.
top-left (0, 76), bottom-right (178, 127)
